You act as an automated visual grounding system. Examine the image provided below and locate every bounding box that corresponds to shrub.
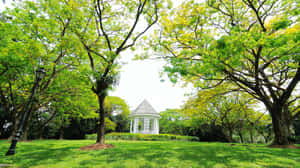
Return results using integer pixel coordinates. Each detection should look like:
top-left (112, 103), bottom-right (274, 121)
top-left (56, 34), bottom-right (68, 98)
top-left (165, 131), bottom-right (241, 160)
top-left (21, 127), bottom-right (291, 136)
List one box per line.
top-left (86, 133), bottom-right (97, 140)
top-left (86, 133), bottom-right (199, 141)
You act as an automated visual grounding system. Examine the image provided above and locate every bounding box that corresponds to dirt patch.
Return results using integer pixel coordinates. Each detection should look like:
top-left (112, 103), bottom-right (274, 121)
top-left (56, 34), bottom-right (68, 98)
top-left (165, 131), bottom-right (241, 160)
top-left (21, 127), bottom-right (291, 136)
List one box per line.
top-left (230, 144), bottom-right (249, 147)
top-left (267, 144), bottom-right (300, 149)
top-left (19, 140), bottom-right (33, 142)
top-left (229, 143), bottom-right (300, 149)
top-left (5, 140), bottom-right (32, 143)
top-left (80, 143), bottom-right (115, 151)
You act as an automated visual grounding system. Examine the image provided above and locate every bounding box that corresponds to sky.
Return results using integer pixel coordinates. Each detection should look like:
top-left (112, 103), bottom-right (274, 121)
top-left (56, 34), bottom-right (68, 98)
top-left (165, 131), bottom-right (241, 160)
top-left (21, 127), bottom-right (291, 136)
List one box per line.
top-left (109, 58), bottom-right (194, 112)
top-left (0, 0), bottom-right (194, 112)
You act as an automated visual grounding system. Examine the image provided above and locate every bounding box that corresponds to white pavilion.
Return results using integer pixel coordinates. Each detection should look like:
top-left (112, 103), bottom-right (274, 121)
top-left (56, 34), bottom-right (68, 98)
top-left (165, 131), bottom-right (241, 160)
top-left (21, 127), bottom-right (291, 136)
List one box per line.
top-left (129, 100), bottom-right (160, 134)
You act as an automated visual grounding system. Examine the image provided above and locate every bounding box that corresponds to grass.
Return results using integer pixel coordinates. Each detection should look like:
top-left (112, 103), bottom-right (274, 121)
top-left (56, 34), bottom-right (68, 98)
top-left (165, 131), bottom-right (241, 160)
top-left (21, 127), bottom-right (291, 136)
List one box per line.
top-left (0, 140), bottom-right (299, 168)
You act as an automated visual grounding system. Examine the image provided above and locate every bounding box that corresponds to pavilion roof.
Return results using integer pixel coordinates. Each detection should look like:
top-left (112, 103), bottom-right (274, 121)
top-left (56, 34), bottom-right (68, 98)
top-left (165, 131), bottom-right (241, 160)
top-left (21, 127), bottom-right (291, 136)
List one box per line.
top-left (129, 99), bottom-right (160, 117)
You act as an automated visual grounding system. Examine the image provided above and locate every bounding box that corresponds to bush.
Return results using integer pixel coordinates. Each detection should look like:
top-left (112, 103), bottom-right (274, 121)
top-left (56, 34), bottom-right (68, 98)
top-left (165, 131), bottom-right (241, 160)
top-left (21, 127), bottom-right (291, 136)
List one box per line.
top-left (86, 132), bottom-right (199, 141)
top-left (86, 133), bottom-right (97, 140)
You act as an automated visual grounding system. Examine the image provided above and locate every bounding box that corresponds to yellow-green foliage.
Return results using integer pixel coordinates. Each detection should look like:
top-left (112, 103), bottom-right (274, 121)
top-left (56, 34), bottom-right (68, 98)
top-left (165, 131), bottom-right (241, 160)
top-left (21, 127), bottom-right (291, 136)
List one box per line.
top-left (86, 132), bottom-right (199, 141)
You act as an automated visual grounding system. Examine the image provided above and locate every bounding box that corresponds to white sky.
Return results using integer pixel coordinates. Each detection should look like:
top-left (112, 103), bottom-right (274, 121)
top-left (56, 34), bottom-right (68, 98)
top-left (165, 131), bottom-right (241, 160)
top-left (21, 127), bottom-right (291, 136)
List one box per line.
top-left (109, 58), bottom-right (193, 112)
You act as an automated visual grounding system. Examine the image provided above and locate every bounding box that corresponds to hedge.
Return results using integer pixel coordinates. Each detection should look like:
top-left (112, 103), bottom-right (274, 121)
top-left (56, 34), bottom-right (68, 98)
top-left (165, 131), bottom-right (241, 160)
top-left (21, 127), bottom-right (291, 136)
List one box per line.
top-left (86, 132), bottom-right (199, 141)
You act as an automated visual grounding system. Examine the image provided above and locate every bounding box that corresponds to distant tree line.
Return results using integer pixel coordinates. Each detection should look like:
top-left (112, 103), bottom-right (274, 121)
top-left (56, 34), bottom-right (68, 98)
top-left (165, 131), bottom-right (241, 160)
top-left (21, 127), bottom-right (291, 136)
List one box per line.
top-left (0, 96), bottom-right (130, 140)
top-left (159, 86), bottom-right (300, 143)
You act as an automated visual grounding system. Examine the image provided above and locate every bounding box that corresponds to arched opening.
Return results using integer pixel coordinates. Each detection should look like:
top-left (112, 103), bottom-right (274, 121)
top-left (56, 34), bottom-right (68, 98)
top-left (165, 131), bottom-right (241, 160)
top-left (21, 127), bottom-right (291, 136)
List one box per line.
top-left (138, 118), bottom-right (144, 131)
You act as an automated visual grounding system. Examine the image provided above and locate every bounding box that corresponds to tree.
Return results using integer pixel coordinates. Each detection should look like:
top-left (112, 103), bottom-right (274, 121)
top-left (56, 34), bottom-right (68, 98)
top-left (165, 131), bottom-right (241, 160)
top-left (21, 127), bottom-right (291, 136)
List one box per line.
top-left (1, 0), bottom-right (86, 154)
top-left (159, 109), bottom-right (188, 135)
top-left (153, 0), bottom-right (300, 145)
top-left (183, 85), bottom-right (258, 142)
top-left (254, 114), bottom-right (273, 143)
top-left (159, 108), bottom-right (230, 142)
top-left (105, 96), bottom-right (130, 132)
top-left (72, 0), bottom-right (166, 144)
top-left (28, 70), bottom-right (97, 139)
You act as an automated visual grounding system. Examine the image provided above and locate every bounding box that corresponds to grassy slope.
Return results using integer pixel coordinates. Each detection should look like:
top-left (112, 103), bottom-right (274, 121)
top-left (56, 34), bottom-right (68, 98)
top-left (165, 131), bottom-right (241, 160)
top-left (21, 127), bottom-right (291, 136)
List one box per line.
top-left (0, 140), bottom-right (299, 168)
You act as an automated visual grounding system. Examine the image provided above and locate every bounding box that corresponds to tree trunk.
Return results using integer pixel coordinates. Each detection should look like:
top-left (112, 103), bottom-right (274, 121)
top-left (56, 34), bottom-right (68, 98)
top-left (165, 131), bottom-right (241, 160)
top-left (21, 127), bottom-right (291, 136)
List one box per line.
top-left (59, 127), bottom-right (64, 140)
top-left (39, 126), bottom-right (45, 139)
top-left (96, 94), bottom-right (106, 144)
top-left (264, 135), bottom-right (269, 143)
top-left (270, 106), bottom-right (290, 145)
top-left (21, 110), bottom-right (33, 141)
top-left (59, 117), bottom-right (64, 140)
top-left (22, 127), bottom-right (28, 141)
top-left (39, 111), bottom-right (57, 140)
top-left (227, 129), bottom-right (234, 142)
top-left (238, 131), bottom-right (244, 143)
top-left (10, 113), bottom-right (19, 139)
top-left (249, 126), bottom-right (254, 143)
top-left (284, 105), bottom-right (293, 139)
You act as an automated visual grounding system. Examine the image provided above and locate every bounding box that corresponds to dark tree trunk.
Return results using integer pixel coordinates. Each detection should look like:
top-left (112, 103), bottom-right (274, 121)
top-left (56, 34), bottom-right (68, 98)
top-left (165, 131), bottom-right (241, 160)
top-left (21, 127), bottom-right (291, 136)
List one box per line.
top-left (265, 135), bottom-right (270, 143)
top-left (256, 126), bottom-right (270, 143)
top-left (39, 126), bottom-right (45, 139)
top-left (10, 107), bottom-right (24, 140)
top-left (270, 106), bottom-right (290, 145)
top-left (59, 117), bottom-right (64, 140)
top-left (266, 127), bottom-right (273, 143)
top-left (238, 131), bottom-right (244, 143)
top-left (227, 129), bottom-right (234, 142)
top-left (21, 123), bottom-right (29, 141)
top-left (21, 110), bottom-right (33, 141)
top-left (284, 105), bottom-right (293, 139)
top-left (39, 111), bottom-right (57, 140)
top-left (59, 127), bottom-right (64, 140)
top-left (249, 126), bottom-right (254, 143)
top-left (259, 128), bottom-right (272, 143)
top-left (96, 94), bottom-right (106, 144)
top-left (10, 113), bottom-right (19, 139)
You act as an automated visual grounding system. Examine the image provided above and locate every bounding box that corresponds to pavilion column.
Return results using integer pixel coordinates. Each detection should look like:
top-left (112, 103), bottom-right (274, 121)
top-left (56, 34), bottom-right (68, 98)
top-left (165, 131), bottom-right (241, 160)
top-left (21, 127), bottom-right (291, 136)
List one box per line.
top-left (155, 118), bottom-right (159, 134)
top-left (144, 118), bottom-right (149, 133)
top-left (130, 119), bottom-right (133, 133)
top-left (132, 119), bottom-right (134, 133)
top-left (134, 118), bottom-right (139, 133)
top-left (149, 118), bottom-right (153, 133)
top-left (153, 118), bottom-right (156, 134)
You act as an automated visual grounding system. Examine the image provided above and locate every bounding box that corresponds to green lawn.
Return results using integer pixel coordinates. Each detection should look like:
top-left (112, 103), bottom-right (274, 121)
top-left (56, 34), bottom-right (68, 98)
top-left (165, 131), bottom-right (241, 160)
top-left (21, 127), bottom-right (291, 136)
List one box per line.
top-left (0, 140), bottom-right (299, 168)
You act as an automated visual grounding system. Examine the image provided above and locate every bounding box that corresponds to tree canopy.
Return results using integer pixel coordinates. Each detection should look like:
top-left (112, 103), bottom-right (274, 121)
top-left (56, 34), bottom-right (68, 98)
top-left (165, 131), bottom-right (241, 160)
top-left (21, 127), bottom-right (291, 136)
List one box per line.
top-left (153, 0), bottom-right (300, 145)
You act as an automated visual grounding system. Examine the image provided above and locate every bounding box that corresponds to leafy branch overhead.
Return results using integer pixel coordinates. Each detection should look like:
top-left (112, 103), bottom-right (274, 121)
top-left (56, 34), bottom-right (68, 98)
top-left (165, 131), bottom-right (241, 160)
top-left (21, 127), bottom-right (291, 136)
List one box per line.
top-left (153, 0), bottom-right (299, 145)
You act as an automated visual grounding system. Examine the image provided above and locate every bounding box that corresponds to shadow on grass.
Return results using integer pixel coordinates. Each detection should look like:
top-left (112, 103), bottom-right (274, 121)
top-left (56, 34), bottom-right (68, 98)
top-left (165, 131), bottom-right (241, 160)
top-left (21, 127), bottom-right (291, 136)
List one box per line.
top-left (78, 142), bottom-right (174, 167)
top-left (0, 140), bottom-right (299, 168)
top-left (175, 143), bottom-right (300, 167)
top-left (79, 141), bottom-right (300, 167)
top-left (0, 140), bottom-right (90, 168)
